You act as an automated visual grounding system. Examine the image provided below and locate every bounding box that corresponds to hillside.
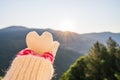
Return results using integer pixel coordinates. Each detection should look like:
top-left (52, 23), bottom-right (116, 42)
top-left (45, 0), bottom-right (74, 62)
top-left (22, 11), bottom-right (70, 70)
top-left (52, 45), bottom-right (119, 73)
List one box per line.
top-left (1, 26), bottom-right (120, 54)
top-left (0, 26), bottom-right (120, 79)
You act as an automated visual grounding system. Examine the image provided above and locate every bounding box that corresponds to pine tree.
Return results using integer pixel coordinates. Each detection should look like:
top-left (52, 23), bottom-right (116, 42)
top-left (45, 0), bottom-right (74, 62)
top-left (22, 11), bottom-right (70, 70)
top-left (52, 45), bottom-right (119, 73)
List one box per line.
top-left (86, 41), bottom-right (108, 80)
top-left (59, 38), bottom-right (120, 80)
top-left (106, 37), bottom-right (118, 80)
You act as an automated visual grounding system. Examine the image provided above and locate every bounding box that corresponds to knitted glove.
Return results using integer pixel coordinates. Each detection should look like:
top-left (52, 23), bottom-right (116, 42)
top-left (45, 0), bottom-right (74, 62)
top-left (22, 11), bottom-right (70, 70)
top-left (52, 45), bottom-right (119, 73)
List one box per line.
top-left (3, 31), bottom-right (60, 80)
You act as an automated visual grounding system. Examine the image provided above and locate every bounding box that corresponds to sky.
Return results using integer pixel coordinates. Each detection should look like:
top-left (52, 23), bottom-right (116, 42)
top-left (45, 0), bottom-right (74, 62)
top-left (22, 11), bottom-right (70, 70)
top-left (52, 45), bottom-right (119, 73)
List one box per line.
top-left (0, 0), bottom-right (120, 33)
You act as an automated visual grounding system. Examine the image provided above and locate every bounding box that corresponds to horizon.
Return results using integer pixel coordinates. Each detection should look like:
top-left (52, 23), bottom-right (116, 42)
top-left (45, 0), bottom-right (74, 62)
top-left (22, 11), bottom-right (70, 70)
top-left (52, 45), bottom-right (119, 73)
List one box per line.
top-left (1, 25), bottom-right (120, 34)
top-left (0, 0), bottom-right (120, 33)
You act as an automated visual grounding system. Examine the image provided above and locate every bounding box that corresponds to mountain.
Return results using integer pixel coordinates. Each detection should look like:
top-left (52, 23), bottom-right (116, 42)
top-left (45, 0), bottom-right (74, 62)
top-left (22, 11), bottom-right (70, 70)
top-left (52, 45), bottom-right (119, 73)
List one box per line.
top-left (0, 26), bottom-right (120, 79)
top-left (1, 26), bottom-right (120, 54)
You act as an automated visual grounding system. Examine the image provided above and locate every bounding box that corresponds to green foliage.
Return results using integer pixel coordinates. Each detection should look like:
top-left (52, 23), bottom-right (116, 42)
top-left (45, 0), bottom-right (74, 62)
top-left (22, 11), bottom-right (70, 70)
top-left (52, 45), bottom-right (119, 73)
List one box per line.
top-left (59, 56), bottom-right (87, 80)
top-left (59, 37), bottom-right (120, 80)
top-left (0, 76), bottom-right (2, 80)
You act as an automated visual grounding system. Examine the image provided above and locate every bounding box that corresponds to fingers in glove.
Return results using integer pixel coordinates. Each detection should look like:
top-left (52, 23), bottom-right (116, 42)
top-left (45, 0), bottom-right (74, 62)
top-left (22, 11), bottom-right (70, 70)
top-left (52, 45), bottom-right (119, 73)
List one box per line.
top-left (49, 41), bottom-right (60, 56)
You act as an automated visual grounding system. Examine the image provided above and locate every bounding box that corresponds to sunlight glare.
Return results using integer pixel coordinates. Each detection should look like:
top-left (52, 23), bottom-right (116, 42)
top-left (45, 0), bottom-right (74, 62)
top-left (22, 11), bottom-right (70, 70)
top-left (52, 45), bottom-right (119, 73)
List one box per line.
top-left (58, 20), bottom-right (77, 32)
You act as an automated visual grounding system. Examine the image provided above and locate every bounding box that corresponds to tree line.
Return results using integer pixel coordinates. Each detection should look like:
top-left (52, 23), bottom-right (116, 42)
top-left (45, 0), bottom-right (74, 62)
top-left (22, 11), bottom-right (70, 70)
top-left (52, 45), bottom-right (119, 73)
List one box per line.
top-left (59, 37), bottom-right (120, 80)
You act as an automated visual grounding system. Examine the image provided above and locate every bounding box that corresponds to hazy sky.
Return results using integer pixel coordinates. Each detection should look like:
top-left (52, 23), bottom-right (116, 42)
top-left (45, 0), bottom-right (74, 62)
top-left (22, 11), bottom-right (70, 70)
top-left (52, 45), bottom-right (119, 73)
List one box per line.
top-left (0, 0), bottom-right (120, 33)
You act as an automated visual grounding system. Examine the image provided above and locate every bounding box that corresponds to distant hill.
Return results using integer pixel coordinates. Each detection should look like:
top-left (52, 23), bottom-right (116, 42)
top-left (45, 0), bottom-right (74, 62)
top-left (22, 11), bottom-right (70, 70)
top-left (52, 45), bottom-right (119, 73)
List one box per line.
top-left (0, 26), bottom-right (120, 80)
top-left (1, 26), bottom-right (120, 54)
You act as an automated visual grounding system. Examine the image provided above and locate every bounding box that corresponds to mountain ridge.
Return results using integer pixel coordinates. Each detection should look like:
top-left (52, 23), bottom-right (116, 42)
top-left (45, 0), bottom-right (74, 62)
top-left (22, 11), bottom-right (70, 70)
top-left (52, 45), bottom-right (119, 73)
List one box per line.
top-left (1, 26), bottom-right (120, 34)
top-left (1, 26), bottom-right (120, 54)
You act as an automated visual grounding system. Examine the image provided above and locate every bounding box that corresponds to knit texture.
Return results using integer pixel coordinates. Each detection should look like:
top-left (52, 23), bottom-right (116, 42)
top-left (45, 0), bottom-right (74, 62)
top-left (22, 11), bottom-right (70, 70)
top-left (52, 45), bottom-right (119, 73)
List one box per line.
top-left (3, 55), bottom-right (54, 80)
top-left (17, 49), bottom-right (55, 63)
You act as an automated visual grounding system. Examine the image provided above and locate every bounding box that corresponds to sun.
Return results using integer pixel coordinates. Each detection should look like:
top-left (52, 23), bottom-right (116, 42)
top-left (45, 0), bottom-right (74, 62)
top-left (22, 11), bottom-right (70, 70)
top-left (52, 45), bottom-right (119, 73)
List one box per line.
top-left (57, 20), bottom-right (76, 32)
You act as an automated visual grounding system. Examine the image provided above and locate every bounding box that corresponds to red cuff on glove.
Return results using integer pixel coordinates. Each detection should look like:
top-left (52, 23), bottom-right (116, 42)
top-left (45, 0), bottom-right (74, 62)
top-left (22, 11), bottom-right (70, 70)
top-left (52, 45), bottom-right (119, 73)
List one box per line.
top-left (17, 49), bottom-right (54, 63)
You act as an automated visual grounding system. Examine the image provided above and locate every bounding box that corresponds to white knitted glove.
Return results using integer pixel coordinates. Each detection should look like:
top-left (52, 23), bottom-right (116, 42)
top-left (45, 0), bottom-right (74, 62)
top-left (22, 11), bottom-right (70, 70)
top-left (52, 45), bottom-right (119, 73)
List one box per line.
top-left (3, 31), bottom-right (60, 80)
